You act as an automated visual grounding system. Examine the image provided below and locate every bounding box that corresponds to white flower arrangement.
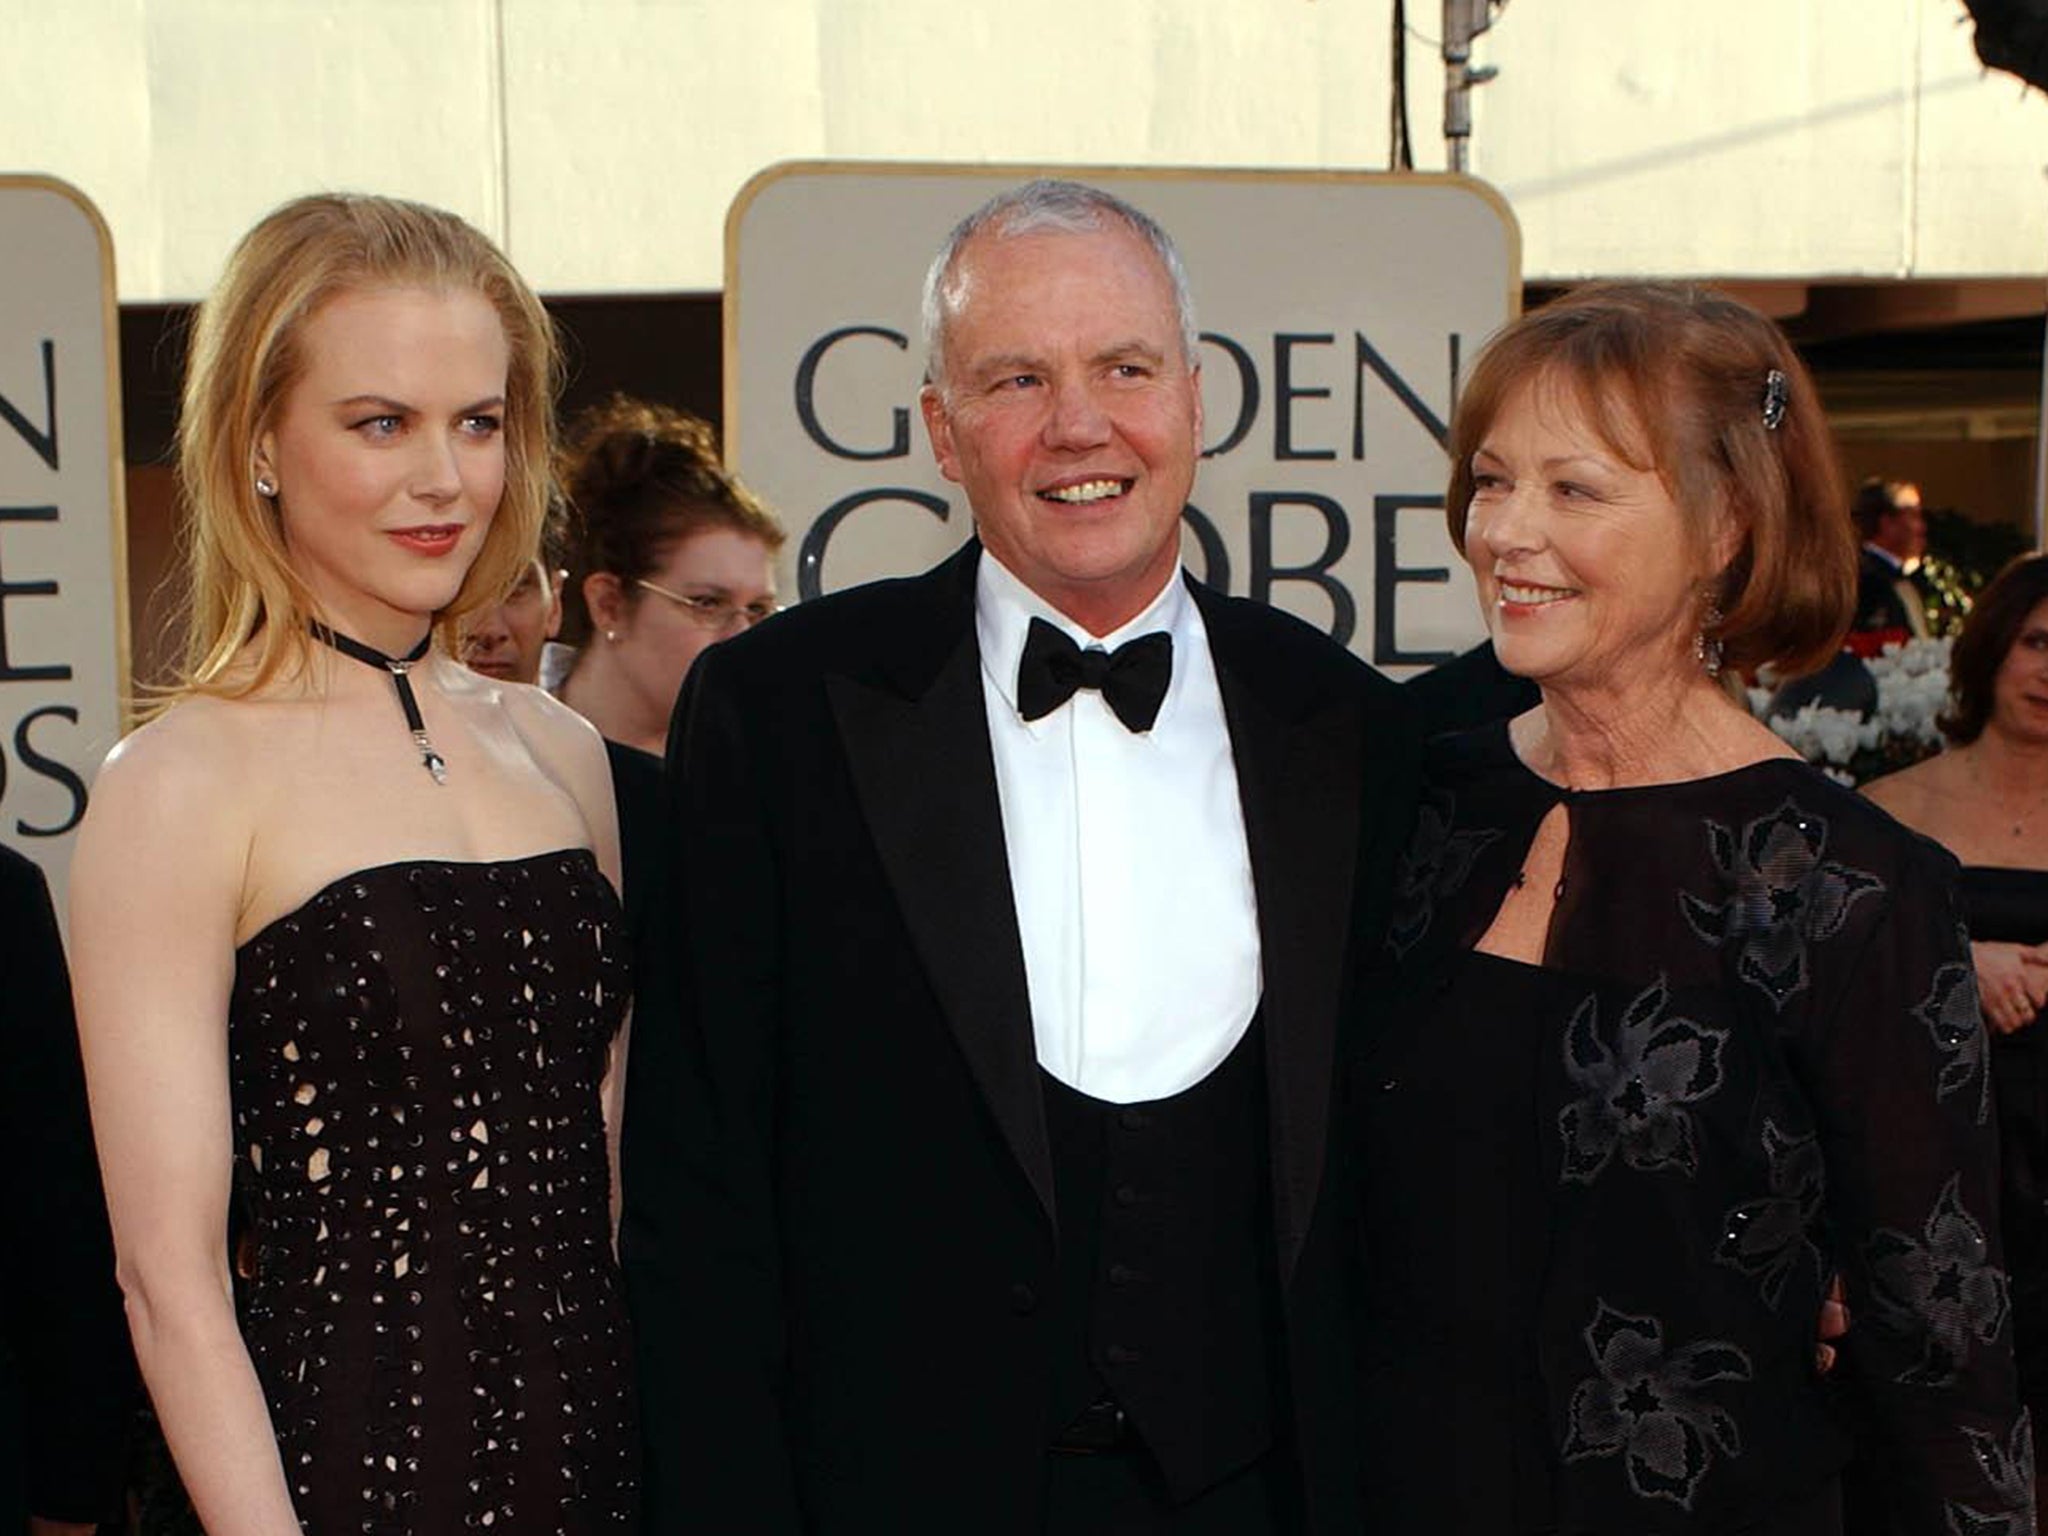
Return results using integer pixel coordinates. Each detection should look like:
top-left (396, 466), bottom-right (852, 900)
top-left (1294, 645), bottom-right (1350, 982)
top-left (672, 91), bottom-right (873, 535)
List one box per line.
top-left (1753, 638), bottom-right (1951, 786)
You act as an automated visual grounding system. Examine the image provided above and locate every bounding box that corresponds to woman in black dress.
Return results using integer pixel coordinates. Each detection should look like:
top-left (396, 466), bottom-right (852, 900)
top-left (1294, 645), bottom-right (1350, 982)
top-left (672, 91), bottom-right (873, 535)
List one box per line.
top-left (1867, 552), bottom-right (2048, 1523)
top-left (70, 195), bottom-right (638, 1534)
top-left (1362, 283), bottom-right (2029, 1532)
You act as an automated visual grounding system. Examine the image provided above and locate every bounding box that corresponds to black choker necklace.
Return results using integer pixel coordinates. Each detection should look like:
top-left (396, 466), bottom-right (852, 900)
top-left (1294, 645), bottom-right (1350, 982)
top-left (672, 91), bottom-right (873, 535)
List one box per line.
top-left (309, 621), bottom-right (448, 784)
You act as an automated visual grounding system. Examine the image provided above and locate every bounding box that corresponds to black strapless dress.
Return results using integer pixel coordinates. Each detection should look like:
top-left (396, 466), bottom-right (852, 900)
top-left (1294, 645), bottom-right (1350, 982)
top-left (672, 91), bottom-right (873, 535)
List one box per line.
top-left (228, 850), bottom-right (640, 1534)
top-left (1962, 863), bottom-right (2048, 1408)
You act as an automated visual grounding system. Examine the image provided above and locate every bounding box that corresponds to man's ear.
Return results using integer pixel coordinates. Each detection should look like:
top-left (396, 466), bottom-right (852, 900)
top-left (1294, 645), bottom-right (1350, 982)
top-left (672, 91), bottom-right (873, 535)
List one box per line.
top-left (1189, 360), bottom-right (1204, 456)
top-left (921, 385), bottom-right (963, 486)
top-left (544, 571), bottom-right (567, 641)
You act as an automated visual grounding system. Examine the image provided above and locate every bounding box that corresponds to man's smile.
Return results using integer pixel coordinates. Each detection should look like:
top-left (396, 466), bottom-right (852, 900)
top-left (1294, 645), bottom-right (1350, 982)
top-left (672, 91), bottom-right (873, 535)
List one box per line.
top-left (1038, 477), bottom-right (1133, 505)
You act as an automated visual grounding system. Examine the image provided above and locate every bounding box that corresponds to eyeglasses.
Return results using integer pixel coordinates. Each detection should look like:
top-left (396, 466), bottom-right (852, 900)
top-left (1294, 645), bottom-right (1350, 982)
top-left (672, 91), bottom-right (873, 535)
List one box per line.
top-left (635, 578), bottom-right (780, 632)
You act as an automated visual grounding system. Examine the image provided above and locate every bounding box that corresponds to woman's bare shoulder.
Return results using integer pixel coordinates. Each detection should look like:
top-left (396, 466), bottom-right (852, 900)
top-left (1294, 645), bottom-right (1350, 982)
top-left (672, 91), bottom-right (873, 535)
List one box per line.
top-left (94, 694), bottom-right (260, 807)
top-left (74, 696), bottom-right (262, 924)
top-left (478, 676), bottom-right (609, 776)
top-left (1860, 749), bottom-right (1960, 829)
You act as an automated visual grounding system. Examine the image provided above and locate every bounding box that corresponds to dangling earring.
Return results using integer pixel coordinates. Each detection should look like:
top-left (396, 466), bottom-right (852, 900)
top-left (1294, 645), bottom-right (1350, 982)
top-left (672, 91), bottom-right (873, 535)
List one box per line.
top-left (1694, 594), bottom-right (1725, 677)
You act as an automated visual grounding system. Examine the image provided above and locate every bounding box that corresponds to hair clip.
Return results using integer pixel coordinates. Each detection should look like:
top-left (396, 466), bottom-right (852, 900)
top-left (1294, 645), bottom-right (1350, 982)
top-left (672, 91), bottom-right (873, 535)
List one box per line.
top-left (1761, 368), bottom-right (1788, 431)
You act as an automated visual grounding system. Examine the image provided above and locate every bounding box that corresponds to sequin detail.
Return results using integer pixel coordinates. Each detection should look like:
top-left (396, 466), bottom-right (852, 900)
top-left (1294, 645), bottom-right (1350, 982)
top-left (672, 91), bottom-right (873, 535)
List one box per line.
top-left (1678, 801), bottom-right (1883, 1007)
top-left (229, 852), bottom-right (639, 1534)
top-left (1558, 977), bottom-right (1728, 1185)
top-left (1711, 1120), bottom-right (1824, 1310)
top-left (1917, 955), bottom-right (1992, 1125)
top-left (1865, 1174), bottom-right (2011, 1389)
top-left (1945, 1412), bottom-right (2037, 1534)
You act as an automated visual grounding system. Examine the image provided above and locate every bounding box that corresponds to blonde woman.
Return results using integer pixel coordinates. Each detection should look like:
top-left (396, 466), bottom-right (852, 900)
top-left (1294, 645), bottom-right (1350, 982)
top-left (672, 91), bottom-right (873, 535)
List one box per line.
top-left (69, 195), bottom-right (638, 1534)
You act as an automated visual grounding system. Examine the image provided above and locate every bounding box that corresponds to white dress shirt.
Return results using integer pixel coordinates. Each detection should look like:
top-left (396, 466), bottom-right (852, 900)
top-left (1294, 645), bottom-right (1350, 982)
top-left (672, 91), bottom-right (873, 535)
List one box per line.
top-left (975, 551), bottom-right (1262, 1104)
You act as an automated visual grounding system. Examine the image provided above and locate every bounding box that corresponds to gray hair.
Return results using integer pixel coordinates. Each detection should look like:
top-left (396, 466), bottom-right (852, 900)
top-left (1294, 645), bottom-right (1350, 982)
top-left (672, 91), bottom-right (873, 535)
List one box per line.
top-left (919, 178), bottom-right (1199, 392)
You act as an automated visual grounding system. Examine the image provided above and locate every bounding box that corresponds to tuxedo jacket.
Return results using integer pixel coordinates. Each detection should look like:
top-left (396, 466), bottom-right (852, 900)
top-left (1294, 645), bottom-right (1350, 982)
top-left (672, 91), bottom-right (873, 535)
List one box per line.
top-left (0, 845), bottom-right (136, 1528)
top-left (1402, 640), bottom-right (1538, 742)
top-left (1852, 546), bottom-right (1927, 638)
top-left (624, 542), bottom-right (1420, 1534)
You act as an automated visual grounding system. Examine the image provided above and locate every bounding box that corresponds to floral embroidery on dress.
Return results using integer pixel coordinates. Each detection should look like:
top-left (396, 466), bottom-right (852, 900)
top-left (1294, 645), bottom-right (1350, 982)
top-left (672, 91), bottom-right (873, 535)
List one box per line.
top-left (1387, 788), bottom-right (1500, 958)
top-left (1561, 1300), bottom-right (1753, 1510)
top-left (1678, 801), bottom-right (1884, 1007)
top-left (1559, 977), bottom-right (1728, 1184)
top-left (1944, 1411), bottom-right (2036, 1534)
top-left (1866, 1174), bottom-right (2010, 1387)
top-left (1916, 956), bottom-right (1991, 1125)
top-left (1713, 1120), bottom-right (1824, 1309)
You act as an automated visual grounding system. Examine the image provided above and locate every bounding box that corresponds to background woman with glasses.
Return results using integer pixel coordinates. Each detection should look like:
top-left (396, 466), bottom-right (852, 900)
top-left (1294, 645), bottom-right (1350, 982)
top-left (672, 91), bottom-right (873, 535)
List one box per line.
top-left (554, 398), bottom-right (784, 1180)
top-left (557, 394), bottom-right (784, 759)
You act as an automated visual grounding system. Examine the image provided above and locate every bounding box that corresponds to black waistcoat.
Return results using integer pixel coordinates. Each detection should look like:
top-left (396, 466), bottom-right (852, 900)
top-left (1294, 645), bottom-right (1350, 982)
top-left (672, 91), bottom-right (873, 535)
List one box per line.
top-left (1040, 1014), bottom-right (1286, 1503)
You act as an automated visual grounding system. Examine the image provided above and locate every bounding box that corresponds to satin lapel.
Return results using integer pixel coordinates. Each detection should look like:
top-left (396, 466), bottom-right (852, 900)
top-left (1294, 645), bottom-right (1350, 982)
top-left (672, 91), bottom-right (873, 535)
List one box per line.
top-left (826, 601), bottom-right (1055, 1229)
top-left (1201, 593), bottom-right (1366, 1287)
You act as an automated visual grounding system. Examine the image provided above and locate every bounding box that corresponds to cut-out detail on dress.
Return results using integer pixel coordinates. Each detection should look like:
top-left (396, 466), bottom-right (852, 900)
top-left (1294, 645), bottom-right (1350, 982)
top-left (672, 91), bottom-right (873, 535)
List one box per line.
top-left (229, 851), bottom-right (638, 1534)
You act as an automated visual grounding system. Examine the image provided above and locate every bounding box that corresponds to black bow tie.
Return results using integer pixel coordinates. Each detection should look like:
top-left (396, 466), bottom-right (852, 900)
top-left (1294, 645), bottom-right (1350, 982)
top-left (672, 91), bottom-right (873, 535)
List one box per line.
top-left (1016, 617), bottom-right (1173, 733)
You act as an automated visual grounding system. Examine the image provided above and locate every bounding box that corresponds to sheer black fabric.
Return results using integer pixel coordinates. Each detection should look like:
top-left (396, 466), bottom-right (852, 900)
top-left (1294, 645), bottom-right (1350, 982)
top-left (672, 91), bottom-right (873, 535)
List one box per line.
top-left (1962, 863), bottom-right (2048, 1410)
top-left (1358, 723), bottom-right (2031, 1533)
top-left (229, 851), bottom-right (639, 1534)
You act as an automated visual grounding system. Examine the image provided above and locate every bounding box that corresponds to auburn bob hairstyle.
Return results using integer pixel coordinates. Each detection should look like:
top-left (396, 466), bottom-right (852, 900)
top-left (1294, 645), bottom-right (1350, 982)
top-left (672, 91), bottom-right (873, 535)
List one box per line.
top-left (1446, 282), bottom-right (1854, 678)
top-left (1941, 553), bottom-right (2048, 745)
top-left (170, 192), bottom-right (560, 702)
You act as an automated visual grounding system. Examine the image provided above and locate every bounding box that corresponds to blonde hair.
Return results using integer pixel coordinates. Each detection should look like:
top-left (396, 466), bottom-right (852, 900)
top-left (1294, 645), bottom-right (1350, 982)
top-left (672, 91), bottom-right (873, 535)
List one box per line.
top-left (167, 192), bottom-right (560, 703)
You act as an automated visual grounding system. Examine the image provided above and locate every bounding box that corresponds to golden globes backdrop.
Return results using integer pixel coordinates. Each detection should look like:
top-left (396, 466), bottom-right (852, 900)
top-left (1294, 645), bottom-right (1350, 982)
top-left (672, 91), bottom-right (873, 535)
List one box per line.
top-left (0, 176), bottom-right (127, 917)
top-left (726, 163), bottom-right (1519, 672)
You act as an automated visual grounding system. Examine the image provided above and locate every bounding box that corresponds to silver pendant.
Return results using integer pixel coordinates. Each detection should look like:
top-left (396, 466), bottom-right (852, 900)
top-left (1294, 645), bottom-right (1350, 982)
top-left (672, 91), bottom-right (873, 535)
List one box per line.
top-left (413, 729), bottom-right (450, 785)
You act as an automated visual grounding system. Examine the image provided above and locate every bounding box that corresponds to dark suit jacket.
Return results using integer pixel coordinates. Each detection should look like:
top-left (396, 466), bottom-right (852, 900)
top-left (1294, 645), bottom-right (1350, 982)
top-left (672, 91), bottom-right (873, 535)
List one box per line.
top-left (0, 846), bottom-right (136, 1527)
top-left (624, 543), bottom-right (1419, 1535)
top-left (1852, 546), bottom-right (1925, 637)
top-left (1402, 640), bottom-right (1538, 741)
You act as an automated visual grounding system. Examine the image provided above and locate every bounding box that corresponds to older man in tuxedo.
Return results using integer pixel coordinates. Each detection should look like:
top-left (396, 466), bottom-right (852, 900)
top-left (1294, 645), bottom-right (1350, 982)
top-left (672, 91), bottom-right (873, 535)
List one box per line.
top-left (1850, 476), bottom-right (1930, 641)
top-left (625, 180), bottom-right (1417, 1534)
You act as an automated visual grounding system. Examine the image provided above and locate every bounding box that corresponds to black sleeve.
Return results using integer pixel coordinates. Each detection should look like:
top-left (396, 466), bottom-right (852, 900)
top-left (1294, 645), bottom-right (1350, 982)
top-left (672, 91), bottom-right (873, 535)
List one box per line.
top-left (622, 651), bottom-right (802, 1535)
top-left (1800, 853), bottom-right (2034, 1530)
top-left (0, 850), bottom-right (137, 1523)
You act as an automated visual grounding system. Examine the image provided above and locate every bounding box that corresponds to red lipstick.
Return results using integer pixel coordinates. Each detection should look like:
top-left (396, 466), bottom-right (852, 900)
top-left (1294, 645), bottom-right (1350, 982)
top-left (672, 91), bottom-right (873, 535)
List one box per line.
top-left (388, 524), bottom-right (464, 556)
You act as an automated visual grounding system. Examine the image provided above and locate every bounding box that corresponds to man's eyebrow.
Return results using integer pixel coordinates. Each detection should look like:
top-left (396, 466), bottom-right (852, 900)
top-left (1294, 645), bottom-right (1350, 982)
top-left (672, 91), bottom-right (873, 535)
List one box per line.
top-left (968, 352), bottom-right (1048, 378)
top-left (1095, 339), bottom-right (1166, 363)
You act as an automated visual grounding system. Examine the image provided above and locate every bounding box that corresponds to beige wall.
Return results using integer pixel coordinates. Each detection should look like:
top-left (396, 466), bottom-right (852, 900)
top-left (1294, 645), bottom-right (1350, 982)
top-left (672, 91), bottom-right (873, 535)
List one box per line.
top-left (5, 0), bottom-right (2044, 302)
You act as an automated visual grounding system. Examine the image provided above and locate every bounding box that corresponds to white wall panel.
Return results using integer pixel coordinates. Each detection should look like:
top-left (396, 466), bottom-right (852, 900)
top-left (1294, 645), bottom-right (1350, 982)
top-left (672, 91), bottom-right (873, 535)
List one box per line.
top-left (0, 0), bottom-right (2042, 299)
